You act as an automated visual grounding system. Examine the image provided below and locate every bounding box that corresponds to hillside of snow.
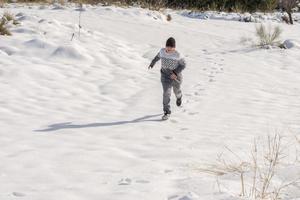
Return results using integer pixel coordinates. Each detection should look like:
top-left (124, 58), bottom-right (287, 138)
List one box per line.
top-left (0, 4), bottom-right (300, 200)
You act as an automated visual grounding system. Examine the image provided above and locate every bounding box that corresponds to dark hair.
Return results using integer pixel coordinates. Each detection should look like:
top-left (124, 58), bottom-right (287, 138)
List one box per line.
top-left (166, 37), bottom-right (176, 48)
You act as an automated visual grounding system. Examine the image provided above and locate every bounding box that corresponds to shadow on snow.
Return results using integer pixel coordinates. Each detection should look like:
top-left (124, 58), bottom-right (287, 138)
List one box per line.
top-left (35, 114), bottom-right (163, 132)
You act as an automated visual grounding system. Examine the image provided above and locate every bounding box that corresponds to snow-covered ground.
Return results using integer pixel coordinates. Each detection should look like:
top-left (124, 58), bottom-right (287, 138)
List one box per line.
top-left (0, 4), bottom-right (300, 200)
top-left (181, 10), bottom-right (300, 23)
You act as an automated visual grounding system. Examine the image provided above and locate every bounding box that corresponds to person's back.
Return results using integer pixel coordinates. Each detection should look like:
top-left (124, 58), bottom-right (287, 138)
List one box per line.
top-left (148, 37), bottom-right (186, 120)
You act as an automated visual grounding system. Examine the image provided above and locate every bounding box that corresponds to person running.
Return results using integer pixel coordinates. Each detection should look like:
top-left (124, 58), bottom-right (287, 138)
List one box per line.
top-left (148, 37), bottom-right (186, 120)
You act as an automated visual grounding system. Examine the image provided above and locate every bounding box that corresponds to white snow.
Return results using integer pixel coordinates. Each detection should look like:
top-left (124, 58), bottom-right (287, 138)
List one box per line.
top-left (0, 4), bottom-right (300, 200)
top-left (181, 10), bottom-right (300, 23)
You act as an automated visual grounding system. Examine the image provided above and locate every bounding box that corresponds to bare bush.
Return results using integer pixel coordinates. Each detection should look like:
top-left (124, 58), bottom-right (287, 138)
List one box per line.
top-left (143, 0), bottom-right (166, 10)
top-left (261, 0), bottom-right (278, 11)
top-left (0, 12), bottom-right (20, 36)
top-left (198, 134), bottom-right (300, 200)
top-left (252, 135), bottom-right (285, 199)
top-left (3, 11), bottom-right (19, 25)
top-left (255, 24), bottom-right (282, 48)
top-left (281, 0), bottom-right (299, 24)
top-left (3, 11), bottom-right (14, 21)
top-left (0, 18), bottom-right (11, 36)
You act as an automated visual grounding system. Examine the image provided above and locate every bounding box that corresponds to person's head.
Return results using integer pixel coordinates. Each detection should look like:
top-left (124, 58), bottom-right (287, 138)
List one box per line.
top-left (166, 37), bottom-right (176, 53)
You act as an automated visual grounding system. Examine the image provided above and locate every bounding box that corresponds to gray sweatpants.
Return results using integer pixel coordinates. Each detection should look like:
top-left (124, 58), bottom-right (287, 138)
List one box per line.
top-left (161, 73), bottom-right (182, 113)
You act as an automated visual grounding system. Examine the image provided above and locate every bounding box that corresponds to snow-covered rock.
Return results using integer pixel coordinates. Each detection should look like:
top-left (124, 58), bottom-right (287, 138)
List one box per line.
top-left (282, 39), bottom-right (300, 49)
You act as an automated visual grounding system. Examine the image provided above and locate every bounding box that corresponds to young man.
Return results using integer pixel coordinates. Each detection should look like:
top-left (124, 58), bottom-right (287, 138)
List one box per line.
top-left (148, 37), bottom-right (186, 120)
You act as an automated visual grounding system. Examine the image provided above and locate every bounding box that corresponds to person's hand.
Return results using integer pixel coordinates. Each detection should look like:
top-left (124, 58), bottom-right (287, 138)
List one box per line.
top-left (170, 73), bottom-right (177, 80)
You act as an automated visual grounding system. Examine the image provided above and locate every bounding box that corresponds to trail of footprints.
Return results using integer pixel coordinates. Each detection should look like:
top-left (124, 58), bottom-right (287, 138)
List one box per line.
top-left (182, 49), bottom-right (225, 117)
top-left (118, 178), bottom-right (151, 186)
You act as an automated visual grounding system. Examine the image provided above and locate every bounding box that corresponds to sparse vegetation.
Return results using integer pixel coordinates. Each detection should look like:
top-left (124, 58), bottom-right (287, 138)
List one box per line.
top-left (0, 12), bottom-right (19, 36)
top-left (261, 0), bottom-right (278, 12)
top-left (3, 11), bottom-right (13, 21)
top-left (281, 0), bottom-right (299, 24)
top-left (0, 17), bottom-right (11, 35)
top-left (3, 11), bottom-right (19, 25)
top-left (255, 23), bottom-right (282, 48)
top-left (0, 0), bottom-right (294, 13)
top-left (198, 134), bottom-right (300, 200)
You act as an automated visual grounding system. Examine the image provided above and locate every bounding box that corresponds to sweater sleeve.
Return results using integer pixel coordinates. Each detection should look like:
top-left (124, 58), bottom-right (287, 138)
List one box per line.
top-left (149, 52), bottom-right (161, 68)
top-left (173, 58), bottom-right (186, 74)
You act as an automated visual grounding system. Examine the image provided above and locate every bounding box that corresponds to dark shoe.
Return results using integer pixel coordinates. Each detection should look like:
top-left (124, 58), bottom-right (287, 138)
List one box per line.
top-left (176, 97), bottom-right (182, 107)
top-left (162, 114), bottom-right (170, 120)
top-left (164, 110), bottom-right (171, 115)
top-left (162, 113), bottom-right (170, 120)
top-left (162, 110), bottom-right (171, 120)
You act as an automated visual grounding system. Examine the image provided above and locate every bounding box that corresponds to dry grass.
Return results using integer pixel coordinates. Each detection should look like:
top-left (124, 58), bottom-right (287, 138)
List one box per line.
top-left (3, 11), bottom-right (19, 25)
top-left (252, 135), bottom-right (286, 199)
top-left (255, 24), bottom-right (282, 48)
top-left (0, 18), bottom-right (11, 35)
top-left (3, 11), bottom-right (14, 21)
top-left (197, 134), bottom-right (300, 200)
top-left (58, 0), bottom-right (66, 5)
top-left (0, 12), bottom-right (20, 36)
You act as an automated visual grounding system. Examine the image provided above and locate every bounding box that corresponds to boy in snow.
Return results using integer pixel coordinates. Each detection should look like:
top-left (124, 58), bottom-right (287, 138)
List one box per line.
top-left (148, 37), bottom-right (186, 120)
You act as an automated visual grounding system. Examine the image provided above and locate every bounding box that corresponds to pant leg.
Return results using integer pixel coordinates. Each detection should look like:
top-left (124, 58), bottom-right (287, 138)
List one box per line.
top-left (161, 75), bottom-right (172, 113)
top-left (172, 74), bottom-right (182, 99)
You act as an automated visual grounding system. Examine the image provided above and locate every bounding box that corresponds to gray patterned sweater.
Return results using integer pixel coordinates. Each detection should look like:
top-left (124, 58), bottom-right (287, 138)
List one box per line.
top-left (150, 48), bottom-right (186, 77)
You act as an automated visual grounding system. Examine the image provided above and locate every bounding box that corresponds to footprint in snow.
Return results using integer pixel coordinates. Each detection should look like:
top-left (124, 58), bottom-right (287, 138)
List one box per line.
top-left (193, 83), bottom-right (202, 88)
top-left (194, 92), bottom-right (200, 96)
top-left (118, 178), bottom-right (132, 185)
top-left (164, 169), bottom-right (173, 173)
top-left (38, 19), bottom-right (47, 23)
top-left (164, 136), bottom-right (173, 140)
top-left (12, 192), bottom-right (26, 197)
top-left (180, 128), bottom-right (189, 131)
top-left (170, 119), bottom-right (178, 123)
top-left (135, 180), bottom-right (150, 184)
top-left (168, 193), bottom-right (199, 200)
top-left (169, 195), bottom-right (195, 200)
top-left (168, 195), bottom-right (179, 200)
top-left (178, 196), bottom-right (194, 200)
